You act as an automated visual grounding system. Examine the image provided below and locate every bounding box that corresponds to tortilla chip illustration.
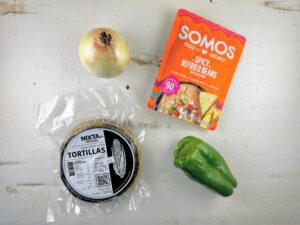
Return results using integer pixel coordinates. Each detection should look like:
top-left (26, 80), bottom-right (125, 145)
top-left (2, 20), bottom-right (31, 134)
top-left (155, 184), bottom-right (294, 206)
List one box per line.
top-left (200, 104), bottom-right (216, 129)
top-left (199, 92), bottom-right (217, 118)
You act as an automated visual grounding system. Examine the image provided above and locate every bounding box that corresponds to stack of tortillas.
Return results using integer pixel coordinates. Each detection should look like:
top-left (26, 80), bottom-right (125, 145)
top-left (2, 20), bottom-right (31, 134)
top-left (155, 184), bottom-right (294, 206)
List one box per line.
top-left (60, 119), bottom-right (140, 202)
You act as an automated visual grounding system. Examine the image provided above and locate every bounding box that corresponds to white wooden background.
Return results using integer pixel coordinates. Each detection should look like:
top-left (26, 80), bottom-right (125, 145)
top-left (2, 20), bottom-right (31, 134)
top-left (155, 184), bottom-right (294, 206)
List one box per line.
top-left (1, 0), bottom-right (300, 224)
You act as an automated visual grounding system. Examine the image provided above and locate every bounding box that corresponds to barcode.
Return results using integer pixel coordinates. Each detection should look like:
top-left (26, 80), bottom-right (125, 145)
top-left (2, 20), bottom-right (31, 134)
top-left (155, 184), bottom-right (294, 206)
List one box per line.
top-left (95, 174), bottom-right (110, 187)
top-left (67, 162), bottom-right (75, 176)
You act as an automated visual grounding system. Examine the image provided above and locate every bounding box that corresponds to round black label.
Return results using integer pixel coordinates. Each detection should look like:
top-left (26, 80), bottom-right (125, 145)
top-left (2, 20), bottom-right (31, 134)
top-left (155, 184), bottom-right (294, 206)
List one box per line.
top-left (60, 123), bottom-right (139, 202)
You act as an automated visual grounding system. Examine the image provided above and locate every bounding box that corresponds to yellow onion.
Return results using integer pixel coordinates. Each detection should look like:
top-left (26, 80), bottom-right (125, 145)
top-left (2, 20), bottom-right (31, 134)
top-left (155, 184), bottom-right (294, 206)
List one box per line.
top-left (79, 28), bottom-right (130, 78)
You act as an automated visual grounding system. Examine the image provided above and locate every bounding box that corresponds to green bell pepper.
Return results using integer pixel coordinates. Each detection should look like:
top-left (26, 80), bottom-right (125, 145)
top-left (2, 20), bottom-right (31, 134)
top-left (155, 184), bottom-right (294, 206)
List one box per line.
top-left (174, 136), bottom-right (237, 197)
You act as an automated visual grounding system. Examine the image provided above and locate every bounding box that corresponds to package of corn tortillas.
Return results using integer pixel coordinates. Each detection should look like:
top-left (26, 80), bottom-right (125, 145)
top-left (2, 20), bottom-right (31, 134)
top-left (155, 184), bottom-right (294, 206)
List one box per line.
top-left (35, 83), bottom-right (149, 222)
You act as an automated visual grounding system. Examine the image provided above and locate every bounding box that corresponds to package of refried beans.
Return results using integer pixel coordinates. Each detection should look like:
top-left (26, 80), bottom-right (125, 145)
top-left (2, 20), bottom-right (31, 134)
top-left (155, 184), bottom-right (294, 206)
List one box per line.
top-left (148, 9), bottom-right (246, 130)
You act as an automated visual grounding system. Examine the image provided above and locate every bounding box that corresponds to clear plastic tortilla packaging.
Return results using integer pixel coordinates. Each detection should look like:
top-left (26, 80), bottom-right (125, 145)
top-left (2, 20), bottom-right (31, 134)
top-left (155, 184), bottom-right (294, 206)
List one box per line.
top-left (35, 84), bottom-right (149, 222)
top-left (148, 9), bottom-right (246, 130)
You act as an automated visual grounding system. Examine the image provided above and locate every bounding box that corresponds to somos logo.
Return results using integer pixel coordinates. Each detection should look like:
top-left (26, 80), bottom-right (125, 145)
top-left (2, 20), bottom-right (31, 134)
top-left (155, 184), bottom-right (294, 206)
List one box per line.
top-left (178, 25), bottom-right (236, 60)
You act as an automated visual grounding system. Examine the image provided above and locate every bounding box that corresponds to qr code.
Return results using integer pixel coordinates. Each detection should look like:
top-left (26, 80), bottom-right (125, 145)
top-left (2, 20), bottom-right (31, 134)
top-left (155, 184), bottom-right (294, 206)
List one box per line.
top-left (95, 174), bottom-right (110, 187)
top-left (67, 162), bottom-right (75, 176)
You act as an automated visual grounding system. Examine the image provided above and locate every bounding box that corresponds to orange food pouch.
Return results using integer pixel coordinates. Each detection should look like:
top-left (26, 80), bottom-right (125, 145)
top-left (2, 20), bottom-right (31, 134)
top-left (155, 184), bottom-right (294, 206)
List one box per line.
top-left (148, 9), bottom-right (246, 130)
